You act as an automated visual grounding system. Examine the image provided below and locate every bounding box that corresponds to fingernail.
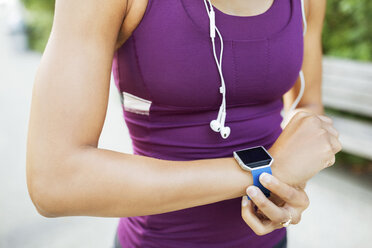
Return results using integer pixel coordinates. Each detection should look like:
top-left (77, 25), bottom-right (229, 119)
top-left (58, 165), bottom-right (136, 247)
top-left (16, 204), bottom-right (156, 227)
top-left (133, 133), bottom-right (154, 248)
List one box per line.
top-left (261, 173), bottom-right (272, 184)
top-left (242, 196), bottom-right (248, 207)
top-left (246, 186), bottom-right (257, 198)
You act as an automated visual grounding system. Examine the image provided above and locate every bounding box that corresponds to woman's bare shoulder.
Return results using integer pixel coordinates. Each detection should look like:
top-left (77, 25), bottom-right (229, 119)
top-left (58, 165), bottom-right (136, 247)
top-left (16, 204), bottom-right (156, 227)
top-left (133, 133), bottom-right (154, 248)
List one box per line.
top-left (115, 0), bottom-right (149, 49)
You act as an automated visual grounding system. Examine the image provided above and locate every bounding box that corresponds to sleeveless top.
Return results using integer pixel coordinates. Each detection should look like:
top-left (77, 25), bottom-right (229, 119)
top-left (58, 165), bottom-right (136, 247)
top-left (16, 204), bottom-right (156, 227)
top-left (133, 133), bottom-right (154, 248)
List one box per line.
top-left (112, 0), bottom-right (304, 247)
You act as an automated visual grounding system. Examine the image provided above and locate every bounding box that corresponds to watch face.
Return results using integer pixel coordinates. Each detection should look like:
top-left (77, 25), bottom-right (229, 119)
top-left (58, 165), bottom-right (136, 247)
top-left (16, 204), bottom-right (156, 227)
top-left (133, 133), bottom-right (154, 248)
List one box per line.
top-left (235, 146), bottom-right (272, 169)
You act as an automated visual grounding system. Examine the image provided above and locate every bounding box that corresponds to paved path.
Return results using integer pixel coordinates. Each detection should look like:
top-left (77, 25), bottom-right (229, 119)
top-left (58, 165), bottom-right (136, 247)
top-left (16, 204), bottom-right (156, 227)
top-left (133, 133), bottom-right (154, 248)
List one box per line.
top-left (0, 4), bottom-right (371, 248)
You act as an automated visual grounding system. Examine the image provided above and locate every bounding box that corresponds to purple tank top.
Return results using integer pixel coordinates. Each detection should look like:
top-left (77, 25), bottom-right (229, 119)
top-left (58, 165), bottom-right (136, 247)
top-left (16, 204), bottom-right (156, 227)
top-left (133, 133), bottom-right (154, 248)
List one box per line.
top-left (112, 0), bottom-right (304, 247)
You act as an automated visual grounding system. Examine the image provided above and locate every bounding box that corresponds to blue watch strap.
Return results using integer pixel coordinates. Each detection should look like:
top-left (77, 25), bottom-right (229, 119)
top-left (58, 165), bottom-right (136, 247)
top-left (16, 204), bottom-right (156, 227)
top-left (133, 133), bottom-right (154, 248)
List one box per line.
top-left (248, 166), bottom-right (272, 200)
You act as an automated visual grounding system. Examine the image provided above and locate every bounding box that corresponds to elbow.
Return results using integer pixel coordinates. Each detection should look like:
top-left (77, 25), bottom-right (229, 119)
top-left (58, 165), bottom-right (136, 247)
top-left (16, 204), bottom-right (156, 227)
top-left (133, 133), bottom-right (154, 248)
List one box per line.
top-left (33, 198), bottom-right (60, 218)
top-left (26, 152), bottom-right (69, 218)
top-left (26, 164), bottom-right (62, 218)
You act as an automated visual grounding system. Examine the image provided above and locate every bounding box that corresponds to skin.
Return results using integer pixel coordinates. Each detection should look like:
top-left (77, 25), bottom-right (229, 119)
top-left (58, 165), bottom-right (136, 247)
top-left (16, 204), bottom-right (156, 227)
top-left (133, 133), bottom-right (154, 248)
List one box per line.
top-left (241, 0), bottom-right (331, 235)
top-left (211, 0), bottom-right (276, 17)
top-left (26, 0), bottom-right (341, 237)
top-left (282, 0), bottom-right (326, 125)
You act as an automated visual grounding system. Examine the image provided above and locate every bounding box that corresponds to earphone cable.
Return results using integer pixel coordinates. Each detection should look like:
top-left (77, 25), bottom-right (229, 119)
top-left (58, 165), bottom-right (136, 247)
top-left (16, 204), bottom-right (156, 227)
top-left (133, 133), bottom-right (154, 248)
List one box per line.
top-left (300, 0), bottom-right (307, 36)
top-left (204, 0), bottom-right (227, 114)
top-left (203, 0), bottom-right (308, 138)
top-left (289, 69), bottom-right (306, 113)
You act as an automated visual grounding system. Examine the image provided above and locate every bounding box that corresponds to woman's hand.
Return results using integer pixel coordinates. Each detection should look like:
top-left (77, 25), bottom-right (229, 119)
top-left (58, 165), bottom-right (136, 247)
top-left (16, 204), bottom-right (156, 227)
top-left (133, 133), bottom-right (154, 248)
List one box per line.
top-left (241, 173), bottom-right (309, 236)
top-left (270, 110), bottom-right (342, 187)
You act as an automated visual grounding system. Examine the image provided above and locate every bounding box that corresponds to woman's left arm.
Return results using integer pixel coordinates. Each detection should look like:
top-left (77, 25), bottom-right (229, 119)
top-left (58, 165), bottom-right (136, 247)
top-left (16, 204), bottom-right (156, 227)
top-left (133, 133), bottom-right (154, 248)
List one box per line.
top-left (242, 0), bottom-right (328, 235)
top-left (283, 0), bottom-right (327, 118)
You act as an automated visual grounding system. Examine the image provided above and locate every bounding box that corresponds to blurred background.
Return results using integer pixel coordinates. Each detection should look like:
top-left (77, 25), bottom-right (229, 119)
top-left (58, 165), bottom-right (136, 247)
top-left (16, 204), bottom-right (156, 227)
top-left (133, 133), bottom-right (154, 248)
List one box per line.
top-left (0, 0), bottom-right (371, 247)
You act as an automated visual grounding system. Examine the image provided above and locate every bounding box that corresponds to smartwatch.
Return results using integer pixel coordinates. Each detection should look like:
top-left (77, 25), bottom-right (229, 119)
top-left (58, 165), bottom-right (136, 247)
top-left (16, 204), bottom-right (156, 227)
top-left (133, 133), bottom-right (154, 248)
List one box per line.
top-left (233, 146), bottom-right (274, 200)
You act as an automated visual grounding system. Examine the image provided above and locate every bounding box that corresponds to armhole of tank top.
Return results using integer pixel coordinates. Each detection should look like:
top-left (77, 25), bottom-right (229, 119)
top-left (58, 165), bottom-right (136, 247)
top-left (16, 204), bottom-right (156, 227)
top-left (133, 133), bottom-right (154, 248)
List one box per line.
top-left (130, 0), bottom-right (155, 38)
top-left (117, 0), bottom-right (154, 116)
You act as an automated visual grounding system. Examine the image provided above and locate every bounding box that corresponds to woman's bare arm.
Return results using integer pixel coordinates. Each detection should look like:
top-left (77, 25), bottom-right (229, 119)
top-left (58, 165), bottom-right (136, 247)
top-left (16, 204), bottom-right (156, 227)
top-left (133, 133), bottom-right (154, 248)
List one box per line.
top-left (26, 0), bottom-right (253, 218)
top-left (283, 0), bottom-right (326, 116)
top-left (26, 0), bottom-right (338, 219)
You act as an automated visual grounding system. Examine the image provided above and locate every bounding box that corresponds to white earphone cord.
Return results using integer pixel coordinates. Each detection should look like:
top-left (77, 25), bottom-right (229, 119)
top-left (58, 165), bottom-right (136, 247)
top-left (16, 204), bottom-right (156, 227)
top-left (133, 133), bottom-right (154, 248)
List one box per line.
top-left (204, 0), bottom-right (226, 112)
top-left (204, 0), bottom-right (307, 138)
top-left (290, 0), bottom-right (307, 112)
top-left (300, 0), bottom-right (307, 36)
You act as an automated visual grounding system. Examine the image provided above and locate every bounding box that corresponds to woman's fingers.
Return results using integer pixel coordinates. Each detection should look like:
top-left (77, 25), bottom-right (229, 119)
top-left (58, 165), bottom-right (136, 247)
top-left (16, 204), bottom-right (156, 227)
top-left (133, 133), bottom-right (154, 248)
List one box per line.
top-left (317, 114), bottom-right (339, 139)
top-left (321, 122), bottom-right (339, 138)
top-left (242, 177), bottom-right (308, 232)
top-left (317, 115), bottom-right (333, 124)
top-left (245, 186), bottom-right (288, 224)
top-left (241, 196), bottom-right (277, 236)
top-left (259, 173), bottom-right (307, 208)
top-left (330, 135), bottom-right (342, 153)
top-left (324, 126), bottom-right (342, 154)
top-left (258, 174), bottom-right (307, 225)
top-left (319, 117), bottom-right (342, 154)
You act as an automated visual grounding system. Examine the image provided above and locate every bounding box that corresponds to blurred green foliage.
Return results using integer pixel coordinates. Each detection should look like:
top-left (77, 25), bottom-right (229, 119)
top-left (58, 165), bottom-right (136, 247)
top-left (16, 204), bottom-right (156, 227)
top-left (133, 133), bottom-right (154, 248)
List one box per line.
top-left (21, 0), bottom-right (54, 52)
top-left (323, 0), bottom-right (372, 61)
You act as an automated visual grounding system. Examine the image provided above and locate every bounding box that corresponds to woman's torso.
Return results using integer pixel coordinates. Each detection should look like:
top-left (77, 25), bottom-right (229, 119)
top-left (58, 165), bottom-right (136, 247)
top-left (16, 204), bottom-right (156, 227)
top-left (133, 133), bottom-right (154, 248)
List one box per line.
top-left (112, 0), bottom-right (303, 246)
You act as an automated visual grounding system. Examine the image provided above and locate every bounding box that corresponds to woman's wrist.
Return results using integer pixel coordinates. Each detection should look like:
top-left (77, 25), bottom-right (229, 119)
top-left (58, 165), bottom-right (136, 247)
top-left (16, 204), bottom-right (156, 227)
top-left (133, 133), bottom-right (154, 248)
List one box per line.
top-left (268, 147), bottom-right (307, 190)
top-left (268, 146), bottom-right (283, 182)
top-left (222, 157), bottom-right (254, 197)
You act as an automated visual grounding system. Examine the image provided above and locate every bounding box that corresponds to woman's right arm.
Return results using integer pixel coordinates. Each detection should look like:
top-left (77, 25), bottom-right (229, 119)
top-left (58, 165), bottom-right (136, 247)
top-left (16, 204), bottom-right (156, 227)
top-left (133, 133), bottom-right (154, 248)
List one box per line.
top-left (26, 0), bottom-right (255, 218)
top-left (26, 0), bottom-right (340, 218)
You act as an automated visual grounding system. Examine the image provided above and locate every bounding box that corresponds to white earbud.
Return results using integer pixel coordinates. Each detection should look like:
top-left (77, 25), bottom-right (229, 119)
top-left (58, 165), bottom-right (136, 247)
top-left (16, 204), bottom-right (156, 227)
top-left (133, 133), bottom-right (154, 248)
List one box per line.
top-left (219, 108), bottom-right (231, 139)
top-left (210, 105), bottom-right (223, 132)
top-left (210, 104), bottom-right (231, 138)
top-left (210, 102), bottom-right (231, 139)
top-left (210, 119), bottom-right (221, 132)
top-left (220, 126), bottom-right (231, 139)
